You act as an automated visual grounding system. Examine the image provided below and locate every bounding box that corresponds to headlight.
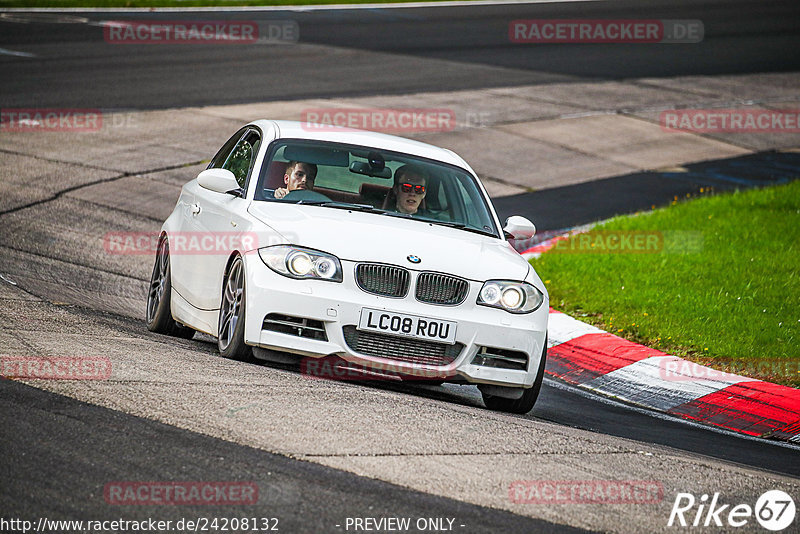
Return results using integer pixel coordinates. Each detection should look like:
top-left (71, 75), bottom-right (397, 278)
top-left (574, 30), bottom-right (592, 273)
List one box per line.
top-left (259, 245), bottom-right (343, 282)
top-left (477, 280), bottom-right (543, 313)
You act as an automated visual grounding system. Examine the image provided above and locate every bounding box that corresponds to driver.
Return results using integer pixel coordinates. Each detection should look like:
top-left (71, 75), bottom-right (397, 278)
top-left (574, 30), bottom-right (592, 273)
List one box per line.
top-left (385, 165), bottom-right (429, 215)
top-left (274, 161), bottom-right (317, 199)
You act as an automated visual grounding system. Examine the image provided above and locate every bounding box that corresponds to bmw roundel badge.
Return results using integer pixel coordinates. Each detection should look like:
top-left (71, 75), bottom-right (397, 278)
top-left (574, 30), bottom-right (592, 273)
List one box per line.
top-left (407, 255), bottom-right (421, 264)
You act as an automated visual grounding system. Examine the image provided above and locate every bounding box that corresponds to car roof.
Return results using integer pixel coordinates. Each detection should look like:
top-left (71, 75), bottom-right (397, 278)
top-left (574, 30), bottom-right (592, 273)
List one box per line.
top-left (248, 119), bottom-right (473, 172)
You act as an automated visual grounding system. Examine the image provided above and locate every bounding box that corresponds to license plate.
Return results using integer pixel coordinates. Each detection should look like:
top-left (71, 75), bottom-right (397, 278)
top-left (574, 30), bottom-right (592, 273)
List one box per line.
top-left (358, 308), bottom-right (457, 345)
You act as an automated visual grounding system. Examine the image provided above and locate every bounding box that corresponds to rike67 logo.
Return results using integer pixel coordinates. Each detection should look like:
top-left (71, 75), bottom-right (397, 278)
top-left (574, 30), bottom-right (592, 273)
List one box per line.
top-left (668, 490), bottom-right (796, 531)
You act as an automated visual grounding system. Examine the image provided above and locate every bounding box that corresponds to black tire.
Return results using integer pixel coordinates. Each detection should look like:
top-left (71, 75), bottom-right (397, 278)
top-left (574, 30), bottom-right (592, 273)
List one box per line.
top-left (217, 255), bottom-right (253, 361)
top-left (146, 237), bottom-right (195, 339)
top-left (481, 335), bottom-right (547, 414)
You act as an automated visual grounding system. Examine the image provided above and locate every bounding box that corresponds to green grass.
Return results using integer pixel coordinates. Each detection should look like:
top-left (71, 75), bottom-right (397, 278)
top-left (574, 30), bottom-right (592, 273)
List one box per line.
top-left (0, 0), bottom-right (463, 7)
top-left (533, 180), bottom-right (800, 387)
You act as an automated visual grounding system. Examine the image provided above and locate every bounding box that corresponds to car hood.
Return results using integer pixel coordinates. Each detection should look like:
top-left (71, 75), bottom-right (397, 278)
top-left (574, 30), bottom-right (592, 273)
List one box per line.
top-left (248, 203), bottom-right (529, 281)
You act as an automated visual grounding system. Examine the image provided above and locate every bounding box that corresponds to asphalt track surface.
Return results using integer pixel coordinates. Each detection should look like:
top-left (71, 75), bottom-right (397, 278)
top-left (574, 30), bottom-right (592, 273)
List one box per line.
top-left (493, 150), bottom-right (800, 229)
top-left (0, 0), bottom-right (798, 109)
top-left (2, 0), bottom-right (800, 532)
top-left (1, 379), bottom-right (583, 533)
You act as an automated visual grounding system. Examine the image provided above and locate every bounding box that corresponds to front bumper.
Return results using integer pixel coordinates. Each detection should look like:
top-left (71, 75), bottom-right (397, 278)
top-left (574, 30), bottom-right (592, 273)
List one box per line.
top-left (242, 255), bottom-right (548, 388)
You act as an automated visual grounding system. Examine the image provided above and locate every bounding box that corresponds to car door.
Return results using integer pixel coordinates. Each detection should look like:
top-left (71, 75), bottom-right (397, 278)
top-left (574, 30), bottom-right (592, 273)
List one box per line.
top-left (170, 128), bottom-right (247, 306)
top-left (187, 127), bottom-right (262, 311)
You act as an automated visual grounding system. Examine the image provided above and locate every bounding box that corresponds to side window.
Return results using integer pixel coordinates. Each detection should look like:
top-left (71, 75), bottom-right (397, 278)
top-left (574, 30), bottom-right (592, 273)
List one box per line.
top-left (222, 130), bottom-right (261, 188)
top-left (452, 178), bottom-right (476, 226)
top-left (431, 177), bottom-right (449, 212)
top-left (451, 175), bottom-right (494, 233)
top-left (209, 128), bottom-right (247, 170)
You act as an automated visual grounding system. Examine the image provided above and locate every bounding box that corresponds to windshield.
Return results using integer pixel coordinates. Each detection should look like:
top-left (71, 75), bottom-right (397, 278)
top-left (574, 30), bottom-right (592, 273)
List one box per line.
top-left (254, 139), bottom-right (500, 237)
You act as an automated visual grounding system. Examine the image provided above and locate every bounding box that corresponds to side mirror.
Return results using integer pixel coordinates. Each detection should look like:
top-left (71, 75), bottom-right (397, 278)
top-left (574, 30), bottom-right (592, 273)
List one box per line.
top-left (503, 215), bottom-right (536, 240)
top-left (197, 168), bottom-right (241, 195)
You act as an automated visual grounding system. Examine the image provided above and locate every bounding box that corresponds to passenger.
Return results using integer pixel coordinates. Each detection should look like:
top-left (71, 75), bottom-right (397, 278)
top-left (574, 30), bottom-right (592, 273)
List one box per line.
top-left (384, 165), bottom-right (429, 216)
top-left (274, 161), bottom-right (318, 199)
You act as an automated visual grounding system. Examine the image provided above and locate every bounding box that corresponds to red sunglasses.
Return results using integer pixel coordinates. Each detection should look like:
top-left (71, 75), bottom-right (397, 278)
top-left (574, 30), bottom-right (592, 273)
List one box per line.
top-left (400, 183), bottom-right (426, 194)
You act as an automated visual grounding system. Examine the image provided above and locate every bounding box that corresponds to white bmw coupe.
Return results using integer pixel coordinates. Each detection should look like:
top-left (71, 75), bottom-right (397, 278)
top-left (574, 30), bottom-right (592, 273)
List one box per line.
top-left (147, 120), bottom-right (549, 413)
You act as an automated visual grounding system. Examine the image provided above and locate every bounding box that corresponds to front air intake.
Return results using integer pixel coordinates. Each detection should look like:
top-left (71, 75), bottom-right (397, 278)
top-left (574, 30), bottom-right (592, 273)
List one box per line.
top-left (355, 263), bottom-right (410, 298)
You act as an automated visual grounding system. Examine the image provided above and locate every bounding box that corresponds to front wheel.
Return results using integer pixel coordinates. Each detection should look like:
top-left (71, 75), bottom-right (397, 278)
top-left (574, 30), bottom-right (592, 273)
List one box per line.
top-left (146, 237), bottom-right (195, 339)
top-left (481, 336), bottom-right (547, 414)
top-left (218, 255), bottom-right (253, 361)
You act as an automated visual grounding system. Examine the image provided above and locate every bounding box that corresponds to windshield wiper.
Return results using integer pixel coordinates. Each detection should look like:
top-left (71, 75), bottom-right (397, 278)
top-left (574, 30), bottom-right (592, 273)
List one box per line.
top-left (317, 201), bottom-right (387, 213)
top-left (421, 219), bottom-right (498, 238)
top-left (292, 200), bottom-right (385, 213)
top-left (381, 211), bottom-right (414, 219)
top-left (382, 213), bottom-right (498, 237)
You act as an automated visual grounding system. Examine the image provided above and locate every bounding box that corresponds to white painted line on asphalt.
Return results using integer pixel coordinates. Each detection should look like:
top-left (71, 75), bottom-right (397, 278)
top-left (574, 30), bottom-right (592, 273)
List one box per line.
top-left (0, 12), bottom-right (89, 23)
top-left (0, 47), bottom-right (36, 58)
top-left (0, 0), bottom-right (607, 13)
top-left (543, 376), bottom-right (800, 451)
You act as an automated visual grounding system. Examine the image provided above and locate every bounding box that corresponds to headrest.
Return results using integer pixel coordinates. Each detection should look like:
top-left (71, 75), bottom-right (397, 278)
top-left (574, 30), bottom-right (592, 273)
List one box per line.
top-left (265, 161), bottom-right (288, 190)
